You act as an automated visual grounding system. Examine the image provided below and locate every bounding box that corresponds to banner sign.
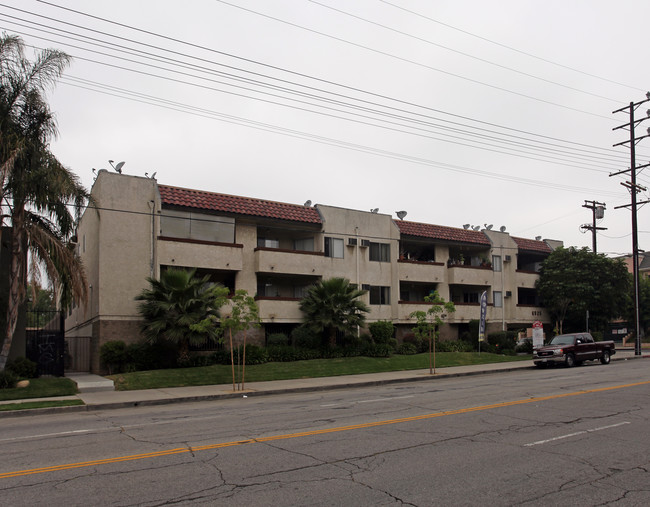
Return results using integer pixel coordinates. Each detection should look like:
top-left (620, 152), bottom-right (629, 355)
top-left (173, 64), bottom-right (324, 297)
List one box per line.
top-left (478, 291), bottom-right (487, 342)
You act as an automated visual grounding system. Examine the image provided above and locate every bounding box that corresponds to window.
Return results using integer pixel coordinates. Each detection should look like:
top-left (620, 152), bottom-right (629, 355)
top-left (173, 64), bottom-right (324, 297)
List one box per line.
top-left (492, 255), bottom-right (502, 272)
top-left (160, 209), bottom-right (235, 243)
top-left (463, 292), bottom-right (479, 303)
top-left (493, 291), bottom-right (502, 308)
top-left (257, 237), bottom-right (280, 249)
top-left (369, 286), bottom-right (390, 305)
top-left (369, 242), bottom-right (390, 262)
top-left (324, 237), bottom-right (344, 258)
top-left (294, 237), bottom-right (314, 252)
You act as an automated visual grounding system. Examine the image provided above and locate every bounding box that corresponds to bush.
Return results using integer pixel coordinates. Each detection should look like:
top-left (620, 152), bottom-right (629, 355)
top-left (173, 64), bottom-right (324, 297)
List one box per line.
top-left (291, 325), bottom-right (321, 349)
top-left (361, 343), bottom-right (393, 358)
top-left (267, 333), bottom-right (289, 346)
top-left (238, 344), bottom-right (268, 365)
top-left (436, 340), bottom-right (473, 352)
top-left (396, 342), bottom-right (418, 355)
top-left (368, 321), bottom-right (395, 344)
top-left (591, 331), bottom-right (603, 342)
top-left (0, 370), bottom-right (18, 389)
top-left (125, 341), bottom-right (179, 371)
top-left (515, 338), bottom-right (533, 354)
top-left (6, 356), bottom-right (37, 379)
top-left (100, 340), bottom-right (128, 374)
top-left (402, 332), bottom-right (428, 353)
top-left (267, 345), bottom-right (322, 362)
top-left (487, 331), bottom-right (518, 353)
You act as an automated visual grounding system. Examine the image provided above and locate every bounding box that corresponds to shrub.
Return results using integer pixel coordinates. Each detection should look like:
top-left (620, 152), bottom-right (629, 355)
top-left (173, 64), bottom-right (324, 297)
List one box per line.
top-left (0, 370), bottom-right (18, 389)
top-left (291, 325), bottom-right (321, 349)
top-left (402, 332), bottom-right (427, 353)
top-left (361, 343), bottom-right (393, 358)
top-left (210, 349), bottom-right (231, 365)
top-left (436, 340), bottom-right (473, 352)
top-left (368, 321), bottom-right (395, 344)
top-left (591, 331), bottom-right (603, 342)
top-left (6, 356), bottom-right (37, 379)
top-left (125, 341), bottom-right (179, 371)
top-left (100, 340), bottom-right (128, 374)
top-left (267, 346), bottom-right (322, 362)
top-left (239, 344), bottom-right (268, 365)
top-left (396, 342), bottom-right (417, 355)
top-left (267, 333), bottom-right (289, 346)
top-left (487, 331), bottom-right (518, 353)
top-left (515, 338), bottom-right (533, 354)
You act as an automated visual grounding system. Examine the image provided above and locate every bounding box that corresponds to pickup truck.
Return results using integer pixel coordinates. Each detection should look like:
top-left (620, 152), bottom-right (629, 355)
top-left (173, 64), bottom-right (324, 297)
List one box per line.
top-left (533, 333), bottom-right (615, 367)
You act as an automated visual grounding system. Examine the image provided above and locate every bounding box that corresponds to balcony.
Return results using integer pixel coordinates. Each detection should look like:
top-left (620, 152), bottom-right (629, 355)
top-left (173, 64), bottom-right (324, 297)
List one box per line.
top-left (515, 270), bottom-right (539, 289)
top-left (447, 265), bottom-right (492, 285)
top-left (255, 298), bottom-right (303, 322)
top-left (158, 237), bottom-right (243, 271)
top-left (255, 247), bottom-right (324, 275)
top-left (447, 303), bottom-right (485, 323)
top-left (397, 259), bottom-right (445, 283)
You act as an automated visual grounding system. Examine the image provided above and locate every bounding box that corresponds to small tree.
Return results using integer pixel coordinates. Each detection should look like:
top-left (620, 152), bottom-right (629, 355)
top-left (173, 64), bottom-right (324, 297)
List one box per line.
top-left (220, 290), bottom-right (259, 391)
top-left (135, 268), bottom-right (229, 363)
top-left (410, 291), bottom-right (456, 374)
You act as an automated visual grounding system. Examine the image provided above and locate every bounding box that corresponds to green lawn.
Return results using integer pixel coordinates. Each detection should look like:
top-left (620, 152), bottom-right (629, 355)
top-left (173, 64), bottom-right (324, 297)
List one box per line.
top-left (0, 377), bottom-right (78, 402)
top-left (109, 352), bottom-right (529, 391)
top-left (0, 399), bottom-right (84, 412)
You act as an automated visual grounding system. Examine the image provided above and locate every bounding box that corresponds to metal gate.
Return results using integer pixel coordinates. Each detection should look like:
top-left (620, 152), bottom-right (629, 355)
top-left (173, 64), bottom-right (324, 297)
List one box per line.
top-left (26, 311), bottom-right (65, 377)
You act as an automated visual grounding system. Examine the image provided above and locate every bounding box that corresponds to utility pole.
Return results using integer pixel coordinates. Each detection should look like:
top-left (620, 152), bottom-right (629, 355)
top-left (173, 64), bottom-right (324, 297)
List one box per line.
top-left (580, 200), bottom-right (607, 254)
top-left (611, 93), bottom-right (650, 356)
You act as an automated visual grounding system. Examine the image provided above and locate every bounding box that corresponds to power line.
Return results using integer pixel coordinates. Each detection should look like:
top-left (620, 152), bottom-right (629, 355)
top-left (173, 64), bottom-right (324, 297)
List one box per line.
top-left (17, 2), bottom-right (629, 157)
top-left (379, 0), bottom-right (645, 93)
top-left (55, 76), bottom-right (627, 197)
top-left (0, 13), bottom-right (630, 171)
top-left (309, 0), bottom-right (619, 103)
top-left (213, 0), bottom-right (613, 120)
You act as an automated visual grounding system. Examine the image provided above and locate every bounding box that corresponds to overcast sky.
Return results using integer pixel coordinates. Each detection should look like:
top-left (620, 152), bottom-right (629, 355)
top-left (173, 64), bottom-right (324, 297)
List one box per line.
top-left (2, 0), bottom-right (649, 255)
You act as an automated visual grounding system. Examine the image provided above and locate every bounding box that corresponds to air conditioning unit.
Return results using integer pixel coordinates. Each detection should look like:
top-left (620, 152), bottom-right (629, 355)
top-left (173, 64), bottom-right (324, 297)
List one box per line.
top-left (360, 239), bottom-right (371, 247)
top-left (504, 255), bottom-right (511, 262)
top-left (505, 291), bottom-right (512, 298)
top-left (348, 238), bottom-right (357, 246)
top-left (361, 284), bottom-right (371, 291)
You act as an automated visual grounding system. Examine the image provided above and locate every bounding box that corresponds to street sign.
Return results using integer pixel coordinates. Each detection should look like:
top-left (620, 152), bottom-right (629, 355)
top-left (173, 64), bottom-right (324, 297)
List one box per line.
top-left (532, 321), bottom-right (544, 348)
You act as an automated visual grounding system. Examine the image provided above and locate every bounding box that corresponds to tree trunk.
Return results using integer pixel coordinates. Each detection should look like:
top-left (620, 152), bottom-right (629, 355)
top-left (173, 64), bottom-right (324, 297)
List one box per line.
top-left (0, 217), bottom-right (25, 371)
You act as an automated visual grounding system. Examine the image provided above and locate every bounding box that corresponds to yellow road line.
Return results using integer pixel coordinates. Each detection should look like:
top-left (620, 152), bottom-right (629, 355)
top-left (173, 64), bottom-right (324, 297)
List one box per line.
top-left (2, 379), bottom-right (649, 480)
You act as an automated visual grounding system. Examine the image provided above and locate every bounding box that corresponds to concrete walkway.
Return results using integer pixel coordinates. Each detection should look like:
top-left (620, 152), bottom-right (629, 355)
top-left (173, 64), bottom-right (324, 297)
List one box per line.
top-left (1, 349), bottom-right (646, 416)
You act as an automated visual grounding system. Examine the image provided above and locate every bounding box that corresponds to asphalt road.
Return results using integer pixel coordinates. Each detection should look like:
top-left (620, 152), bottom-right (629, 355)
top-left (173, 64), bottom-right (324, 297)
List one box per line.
top-left (1, 359), bottom-right (649, 506)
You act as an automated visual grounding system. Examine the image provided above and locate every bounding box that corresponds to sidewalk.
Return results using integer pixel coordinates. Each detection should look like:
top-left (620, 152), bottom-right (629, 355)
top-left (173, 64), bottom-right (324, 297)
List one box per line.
top-left (2, 349), bottom-right (646, 416)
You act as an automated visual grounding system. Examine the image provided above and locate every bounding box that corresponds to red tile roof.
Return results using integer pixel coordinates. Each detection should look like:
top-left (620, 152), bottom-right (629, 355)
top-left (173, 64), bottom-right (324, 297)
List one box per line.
top-left (394, 220), bottom-right (491, 245)
top-left (513, 237), bottom-right (551, 253)
top-left (158, 186), bottom-right (322, 224)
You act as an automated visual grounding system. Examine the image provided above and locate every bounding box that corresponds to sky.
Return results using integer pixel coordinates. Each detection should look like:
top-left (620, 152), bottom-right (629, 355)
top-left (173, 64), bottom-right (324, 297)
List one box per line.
top-left (2, 0), bottom-right (649, 256)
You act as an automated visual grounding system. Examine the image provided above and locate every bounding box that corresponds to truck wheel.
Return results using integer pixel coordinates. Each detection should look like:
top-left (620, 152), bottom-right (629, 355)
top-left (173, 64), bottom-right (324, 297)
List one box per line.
top-left (601, 350), bottom-right (611, 365)
top-left (565, 353), bottom-right (576, 367)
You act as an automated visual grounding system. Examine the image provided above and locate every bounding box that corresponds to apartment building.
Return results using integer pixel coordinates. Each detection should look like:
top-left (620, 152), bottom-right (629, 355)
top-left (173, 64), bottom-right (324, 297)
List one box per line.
top-left (66, 170), bottom-right (560, 372)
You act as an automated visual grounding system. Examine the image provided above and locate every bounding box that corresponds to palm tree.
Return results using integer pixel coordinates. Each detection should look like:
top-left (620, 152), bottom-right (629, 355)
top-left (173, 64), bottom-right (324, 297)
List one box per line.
top-left (135, 268), bottom-right (230, 362)
top-left (299, 277), bottom-right (369, 346)
top-left (0, 34), bottom-right (90, 370)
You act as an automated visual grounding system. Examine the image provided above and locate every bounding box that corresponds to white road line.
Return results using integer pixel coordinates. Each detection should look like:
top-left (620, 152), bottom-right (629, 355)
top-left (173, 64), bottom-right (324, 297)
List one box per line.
top-left (524, 421), bottom-right (630, 447)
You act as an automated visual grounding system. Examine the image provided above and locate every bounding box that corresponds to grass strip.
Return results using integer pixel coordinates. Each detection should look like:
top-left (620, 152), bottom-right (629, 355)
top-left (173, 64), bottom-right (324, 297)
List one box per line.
top-left (0, 378), bottom-right (78, 402)
top-left (110, 352), bottom-right (529, 391)
top-left (0, 399), bottom-right (84, 412)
